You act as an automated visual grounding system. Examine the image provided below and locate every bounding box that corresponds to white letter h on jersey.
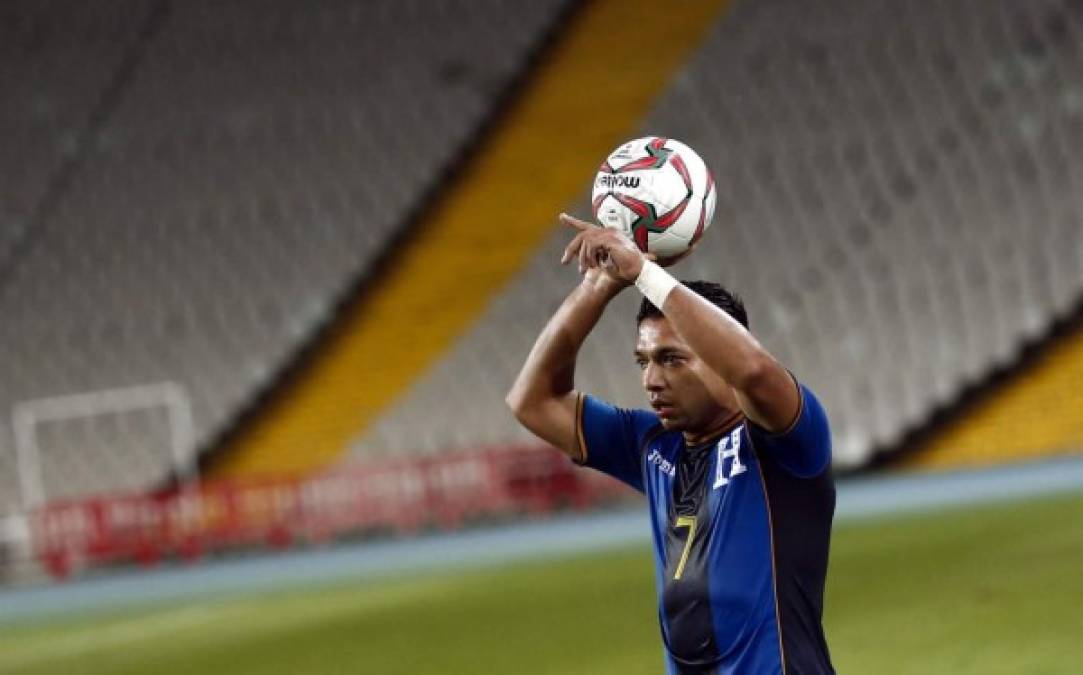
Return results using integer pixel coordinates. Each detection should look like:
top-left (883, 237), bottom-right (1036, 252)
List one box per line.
top-left (713, 427), bottom-right (747, 489)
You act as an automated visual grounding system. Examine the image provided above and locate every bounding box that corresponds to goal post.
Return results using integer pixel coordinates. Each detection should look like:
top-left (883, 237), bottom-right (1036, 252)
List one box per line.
top-left (12, 381), bottom-right (198, 512)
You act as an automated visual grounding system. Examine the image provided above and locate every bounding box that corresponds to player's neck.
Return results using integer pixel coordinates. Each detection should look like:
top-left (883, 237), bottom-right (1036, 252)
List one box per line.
top-left (682, 409), bottom-right (744, 447)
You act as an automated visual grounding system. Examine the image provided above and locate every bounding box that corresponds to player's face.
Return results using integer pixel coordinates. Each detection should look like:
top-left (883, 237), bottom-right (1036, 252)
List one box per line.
top-left (635, 318), bottom-right (734, 433)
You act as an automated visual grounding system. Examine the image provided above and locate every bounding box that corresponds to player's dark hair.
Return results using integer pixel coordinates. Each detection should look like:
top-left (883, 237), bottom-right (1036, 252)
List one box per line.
top-left (636, 280), bottom-right (748, 329)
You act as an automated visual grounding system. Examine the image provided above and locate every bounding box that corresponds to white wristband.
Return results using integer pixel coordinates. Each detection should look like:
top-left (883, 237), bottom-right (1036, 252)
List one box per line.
top-left (634, 261), bottom-right (679, 310)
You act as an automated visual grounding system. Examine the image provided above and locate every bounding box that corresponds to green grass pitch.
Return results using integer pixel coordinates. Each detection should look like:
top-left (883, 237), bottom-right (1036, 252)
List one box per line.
top-left (2, 492), bottom-right (1082, 674)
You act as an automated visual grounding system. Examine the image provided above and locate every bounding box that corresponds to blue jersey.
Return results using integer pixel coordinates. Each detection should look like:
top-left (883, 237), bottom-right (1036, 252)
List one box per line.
top-left (576, 383), bottom-right (835, 675)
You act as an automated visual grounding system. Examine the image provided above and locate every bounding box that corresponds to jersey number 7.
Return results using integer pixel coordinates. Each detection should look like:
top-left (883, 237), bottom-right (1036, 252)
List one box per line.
top-left (673, 515), bottom-right (697, 580)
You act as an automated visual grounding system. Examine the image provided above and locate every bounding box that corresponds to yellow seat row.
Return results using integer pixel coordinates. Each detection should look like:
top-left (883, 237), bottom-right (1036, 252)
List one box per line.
top-left (901, 324), bottom-right (1083, 470)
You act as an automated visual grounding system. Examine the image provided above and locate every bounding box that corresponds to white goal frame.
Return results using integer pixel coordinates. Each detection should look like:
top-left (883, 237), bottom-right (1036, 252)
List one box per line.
top-left (12, 381), bottom-right (198, 512)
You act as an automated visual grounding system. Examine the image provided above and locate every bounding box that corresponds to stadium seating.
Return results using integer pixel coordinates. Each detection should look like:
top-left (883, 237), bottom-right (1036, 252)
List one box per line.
top-left (900, 323), bottom-right (1083, 468)
top-left (0, 0), bottom-right (571, 513)
top-left (355, 0), bottom-right (1083, 468)
top-left (0, 1), bottom-right (149, 280)
top-left (206, 0), bottom-right (730, 480)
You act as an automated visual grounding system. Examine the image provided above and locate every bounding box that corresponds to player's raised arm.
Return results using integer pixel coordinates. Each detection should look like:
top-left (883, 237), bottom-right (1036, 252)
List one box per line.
top-left (561, 213), bottom-right (800, 434)
top-left (505, 226), bottom-right (628, 459)
top-left (650, 272), bottom-right (799, 433)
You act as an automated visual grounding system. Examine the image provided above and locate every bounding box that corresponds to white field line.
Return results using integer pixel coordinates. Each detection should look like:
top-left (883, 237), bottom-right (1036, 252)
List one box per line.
top-left (0, 605), bottom-right (216, 671)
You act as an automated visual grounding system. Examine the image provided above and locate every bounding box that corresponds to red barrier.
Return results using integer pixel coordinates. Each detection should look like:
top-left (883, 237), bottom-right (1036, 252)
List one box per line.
top-left (29, 446), bottom-right (634, 579)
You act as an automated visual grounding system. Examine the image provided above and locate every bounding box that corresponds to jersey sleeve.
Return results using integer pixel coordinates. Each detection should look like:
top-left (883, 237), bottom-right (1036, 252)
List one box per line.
top-left (748, 382), bottom-right (832, 478)
top-left (575, 394), bottom-right (659, 493)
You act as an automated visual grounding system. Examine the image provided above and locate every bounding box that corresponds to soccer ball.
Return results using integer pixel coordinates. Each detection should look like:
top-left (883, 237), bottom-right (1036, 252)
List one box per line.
top-left (591, 136), bottom-right (716, 261)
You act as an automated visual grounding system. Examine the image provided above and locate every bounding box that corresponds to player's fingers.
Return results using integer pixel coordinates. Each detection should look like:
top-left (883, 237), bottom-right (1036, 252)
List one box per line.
top-left (579, 236), bottom-right (594, 273)
top-left (597, 247), bottom-right (613, 269)
top-left (561, 232), bottom-right (585, 265)
top-left (559, 212), bottom-right (593, 232)
top-left (645, 253), bottom-right (659, 262)
top-left (581, 235), bottom-right (607, 274)
top-left (600, 249), bottom-right (615, 270)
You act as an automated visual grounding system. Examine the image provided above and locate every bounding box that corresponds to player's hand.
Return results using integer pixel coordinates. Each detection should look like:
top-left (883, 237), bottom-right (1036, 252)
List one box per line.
top-left (559, 213), bottom-right (654, 284)
top-left (581, 265), bottom-right (627, 296)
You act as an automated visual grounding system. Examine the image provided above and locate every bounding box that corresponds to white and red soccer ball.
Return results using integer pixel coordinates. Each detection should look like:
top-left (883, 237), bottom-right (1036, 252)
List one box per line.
top-left (592, 136), bottom-right (716, 261)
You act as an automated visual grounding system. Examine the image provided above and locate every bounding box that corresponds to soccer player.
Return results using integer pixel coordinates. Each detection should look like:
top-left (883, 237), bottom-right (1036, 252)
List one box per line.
top-left (506, 213), bottom-right (835, 674)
